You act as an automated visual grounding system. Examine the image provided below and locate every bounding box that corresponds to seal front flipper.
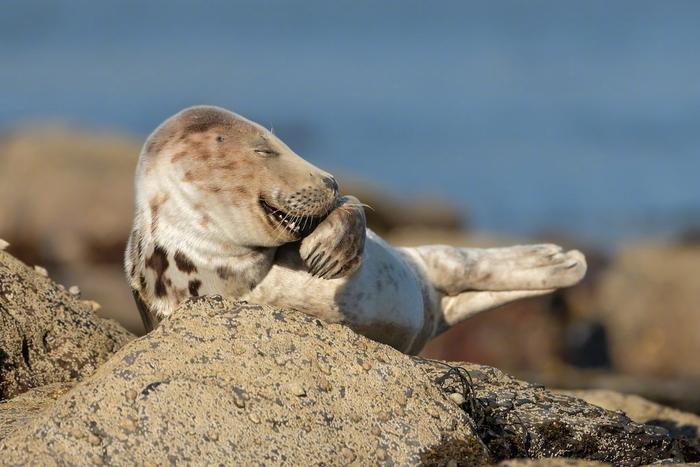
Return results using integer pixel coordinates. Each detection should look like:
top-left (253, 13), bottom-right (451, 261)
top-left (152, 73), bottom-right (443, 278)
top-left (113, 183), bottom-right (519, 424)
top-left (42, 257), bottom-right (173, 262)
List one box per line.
top-left (300, 195), bottom-right (366, 279)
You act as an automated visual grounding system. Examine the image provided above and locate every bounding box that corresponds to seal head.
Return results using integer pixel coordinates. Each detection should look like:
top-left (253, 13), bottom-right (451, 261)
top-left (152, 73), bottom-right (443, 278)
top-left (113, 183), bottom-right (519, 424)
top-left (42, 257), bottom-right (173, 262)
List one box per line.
top-left (140, 105), bottom-right (338, 247)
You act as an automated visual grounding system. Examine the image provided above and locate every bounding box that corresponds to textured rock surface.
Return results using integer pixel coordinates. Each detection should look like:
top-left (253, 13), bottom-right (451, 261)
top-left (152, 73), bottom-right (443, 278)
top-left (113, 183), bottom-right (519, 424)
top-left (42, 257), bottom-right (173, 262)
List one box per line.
top-left (420, 360), bottom-right (696, 465)
top-left (0, 250), bottom-right (134, 400)
top-left (560, 389), bottom-right (700, 462)
top-left (0, 382), bottom-right (74, 440)
top-left (560, 389), bottom-right (700, 435)
top-left (0, 298), bottom-right (489, 466)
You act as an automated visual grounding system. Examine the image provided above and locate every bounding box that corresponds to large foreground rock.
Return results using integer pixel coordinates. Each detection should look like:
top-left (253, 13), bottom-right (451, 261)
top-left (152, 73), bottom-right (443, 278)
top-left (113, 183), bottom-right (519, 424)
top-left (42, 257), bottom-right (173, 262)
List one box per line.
top-left (0, 249), bottom-right (133, 400)
top-left (0, 298), bottom-right (488, 465)
top-left (1, 294), bottom-right (698, 465)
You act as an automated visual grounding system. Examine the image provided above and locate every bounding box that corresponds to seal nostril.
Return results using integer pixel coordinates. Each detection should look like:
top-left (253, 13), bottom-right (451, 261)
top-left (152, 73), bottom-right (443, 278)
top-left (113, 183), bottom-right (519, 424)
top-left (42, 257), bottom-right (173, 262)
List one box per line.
top-left (323, 176), bottom-right (339, 193)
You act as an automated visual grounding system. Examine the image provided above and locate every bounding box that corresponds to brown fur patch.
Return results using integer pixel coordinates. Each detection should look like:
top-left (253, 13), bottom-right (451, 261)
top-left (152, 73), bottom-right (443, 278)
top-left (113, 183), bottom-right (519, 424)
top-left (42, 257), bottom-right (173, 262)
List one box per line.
top-left (216, 266), bottom-right (235, 280)
top-left (188, 279), bottom-right (202, 297)
top-left (180, 107), bottom-right (233, 134)
top-left (171, 151), bottom-right (188, 163)
top-left (174, 251), bottom-right (197, 274)
top-left (232, 186), bottom-right (249, 196)
top-left (146, 245), bottom-right (169, 298)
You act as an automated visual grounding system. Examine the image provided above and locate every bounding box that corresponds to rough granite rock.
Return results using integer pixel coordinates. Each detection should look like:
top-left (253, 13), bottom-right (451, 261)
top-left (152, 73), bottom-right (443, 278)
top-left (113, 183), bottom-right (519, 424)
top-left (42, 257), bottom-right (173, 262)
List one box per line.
top-left (1, 295), bottom-right (698, 465)
top-left (0, 249), bottom-right (134, 400)
top-left (0, 382), bottom-right (74, 440)
top-left (419, 360), bottom-right (696, 465)
top-left (0, 298), bottom-right (489, 466)
top-left (560, 389), bottom-right (700, 463)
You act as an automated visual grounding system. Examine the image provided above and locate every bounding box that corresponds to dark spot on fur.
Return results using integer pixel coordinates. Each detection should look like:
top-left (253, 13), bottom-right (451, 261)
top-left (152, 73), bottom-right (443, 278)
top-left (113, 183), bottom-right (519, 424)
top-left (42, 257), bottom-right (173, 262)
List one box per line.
top-left (188, 279), bottom-right (202, 297)
top-left (208, 185), bottom-right (222, 193)
top-left (218, 161), bottom-right (238, 171)
top-left (216, 266), bottom-right (235, 280)
top-left (130, 264), bottom-right (136, 278)
top-left (171, 151), bottom-right (187, 163)
top-left (146, 245), bottom-right (169, 297)
top-left (139, 274), bottom-right (146, 290)
top-left (233, 185), bottom-right (249, 196)
top-left (182, 107), bottom-right (233, 134)
top-left (174, 251), bottom-right (197, 274)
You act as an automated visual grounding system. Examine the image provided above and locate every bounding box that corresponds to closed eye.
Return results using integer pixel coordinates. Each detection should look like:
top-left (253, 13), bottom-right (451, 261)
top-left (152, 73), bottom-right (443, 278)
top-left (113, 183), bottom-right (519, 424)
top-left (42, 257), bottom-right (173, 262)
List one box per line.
top-left (254, 148), bottom-right (279, 157)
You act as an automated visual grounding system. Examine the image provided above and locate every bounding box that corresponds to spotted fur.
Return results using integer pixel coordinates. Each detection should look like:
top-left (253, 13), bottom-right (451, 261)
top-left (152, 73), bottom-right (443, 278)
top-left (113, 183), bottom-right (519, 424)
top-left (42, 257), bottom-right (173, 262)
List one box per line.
top-left (125, 105), bottom-right (587, 353)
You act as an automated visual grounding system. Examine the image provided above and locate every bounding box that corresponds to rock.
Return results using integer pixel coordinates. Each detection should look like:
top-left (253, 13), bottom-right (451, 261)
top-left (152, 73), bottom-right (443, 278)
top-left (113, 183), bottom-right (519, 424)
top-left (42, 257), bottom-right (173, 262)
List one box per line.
top-left (559, 389), bottom-right (700, 435)
top-left (0, 127), bottom-right (138, 267)
top-left (559, 389), bottom-right (700, 462)
top-left (1, 297), bottom-right (697, 465)
top-left (497, 460), bottom-right (610, 466)
top-left (420, 360), bottom-right (695, 465)
top-left (0, 382), bottom-right (74, 441)
top-left (0, 298), bottom-right (489, 465)
top-left (598, 244), bottom-right (700, 380)
top-left (0, 250), bottom-right (133, 400)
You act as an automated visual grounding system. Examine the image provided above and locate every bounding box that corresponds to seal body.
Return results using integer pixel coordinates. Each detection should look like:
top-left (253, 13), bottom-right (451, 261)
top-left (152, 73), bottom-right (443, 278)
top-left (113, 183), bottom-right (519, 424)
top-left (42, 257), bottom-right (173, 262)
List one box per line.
top-left (125, 106), bottom-right (586, 353)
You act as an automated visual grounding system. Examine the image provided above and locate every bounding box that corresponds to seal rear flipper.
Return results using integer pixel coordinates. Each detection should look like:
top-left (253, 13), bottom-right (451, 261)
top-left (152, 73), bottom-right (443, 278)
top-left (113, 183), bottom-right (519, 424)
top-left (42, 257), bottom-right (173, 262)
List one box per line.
top-left (131, 288), bottom-right (156, 333)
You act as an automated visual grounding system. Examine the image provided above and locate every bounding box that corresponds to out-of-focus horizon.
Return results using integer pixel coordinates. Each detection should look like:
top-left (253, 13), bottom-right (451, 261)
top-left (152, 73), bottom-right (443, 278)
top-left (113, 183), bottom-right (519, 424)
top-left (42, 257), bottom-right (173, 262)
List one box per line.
top-left (2, 0), bottom-right (700, 244)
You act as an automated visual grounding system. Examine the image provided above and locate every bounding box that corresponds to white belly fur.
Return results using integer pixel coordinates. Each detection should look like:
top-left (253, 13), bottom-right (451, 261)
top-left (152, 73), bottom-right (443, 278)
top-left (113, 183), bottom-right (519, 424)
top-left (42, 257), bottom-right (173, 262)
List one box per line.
top-left (244, 230), bottom-right (426, 352)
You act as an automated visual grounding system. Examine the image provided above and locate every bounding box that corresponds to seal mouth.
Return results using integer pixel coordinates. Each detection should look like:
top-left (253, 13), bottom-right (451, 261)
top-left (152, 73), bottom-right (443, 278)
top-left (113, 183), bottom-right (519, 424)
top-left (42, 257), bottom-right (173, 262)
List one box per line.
top-left (259, 198), bottom-right (323, 238)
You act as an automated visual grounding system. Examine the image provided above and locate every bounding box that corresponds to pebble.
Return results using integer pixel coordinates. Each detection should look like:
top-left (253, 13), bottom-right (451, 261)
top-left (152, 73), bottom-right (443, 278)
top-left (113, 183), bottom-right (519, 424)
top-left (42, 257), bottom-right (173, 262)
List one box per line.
top-left (248, 413), bottom-right (260, 424)
top-left (34, 265), bottom-right (48, 277)
top-left (87, 433), bottom-right (101, 446)
top-left (274, 355), bottom-right (289, 366)
top-left (396, 392), bottom-right (407, 407)
top-left (375, 448), bottom-right (387, 461)
top-left (340, 447), bottom-right (356, 463)
top-left (119, 418), bottom-right (137, 433)
top-left (68, 285), bottom-right (81, 296)
top-left (449, 392), bottom-right (465, 405)
top-left (288, 382), bottom-right (306, 397)
top-left (317, 362), bottom-right (332, 375)
top-left (0, 239), bottom-right (9, 251)
top-left (317, 376), bottom-right (332, 392)
top-left (446, 460), bottom-right (458, 467)
top-left (126, 389), bottom-right (138, 401)
top-left (371, 425), bottom-right (381, 436)
top-left (361, 361), bottom-right (372, 371)
top-left (233, 395), bottom-right (246, 408)
top-left (90, 455), bottom-right (104, 465)
top-left (426, 407), bottom-right (440, 419)
top-left (83, 300), bottom-right (102, 312)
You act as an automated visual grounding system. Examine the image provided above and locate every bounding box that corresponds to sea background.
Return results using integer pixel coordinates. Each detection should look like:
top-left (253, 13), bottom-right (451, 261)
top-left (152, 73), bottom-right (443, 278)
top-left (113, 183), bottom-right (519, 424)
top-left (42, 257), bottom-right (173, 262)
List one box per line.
top-left (2, 0), bottom-right (699, 245)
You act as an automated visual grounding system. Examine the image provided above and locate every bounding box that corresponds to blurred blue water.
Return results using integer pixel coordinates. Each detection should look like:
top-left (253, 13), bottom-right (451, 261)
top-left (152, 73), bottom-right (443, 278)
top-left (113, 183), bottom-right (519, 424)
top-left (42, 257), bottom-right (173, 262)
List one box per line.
top-left (2, 0), bottom-right (699, 244)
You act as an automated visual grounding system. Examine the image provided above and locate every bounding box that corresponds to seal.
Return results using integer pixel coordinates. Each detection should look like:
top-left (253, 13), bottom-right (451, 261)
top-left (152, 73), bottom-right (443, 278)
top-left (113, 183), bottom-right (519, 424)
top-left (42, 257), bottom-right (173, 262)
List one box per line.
top-left (125, 105), bottom-right (587, 353)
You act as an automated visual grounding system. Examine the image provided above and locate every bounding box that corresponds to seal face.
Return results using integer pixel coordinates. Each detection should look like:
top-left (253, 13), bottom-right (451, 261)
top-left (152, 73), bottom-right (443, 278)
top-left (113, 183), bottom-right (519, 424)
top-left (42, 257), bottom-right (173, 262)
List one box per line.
top-left (125, 105), bottom-right (587, 354)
